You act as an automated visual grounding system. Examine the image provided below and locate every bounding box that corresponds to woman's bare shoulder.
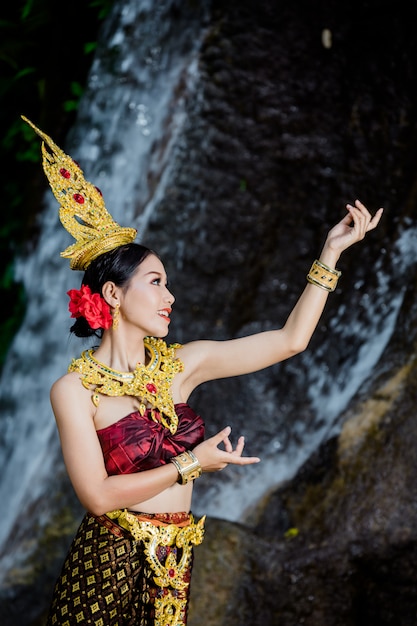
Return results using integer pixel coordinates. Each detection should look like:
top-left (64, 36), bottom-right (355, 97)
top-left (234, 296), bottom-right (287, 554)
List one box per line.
top-left (175, 339), bottom-right (213, 361)
top-left (50, 370), bottom-right (92, 414)
top-left (51, 370), bottom-right (85, 393)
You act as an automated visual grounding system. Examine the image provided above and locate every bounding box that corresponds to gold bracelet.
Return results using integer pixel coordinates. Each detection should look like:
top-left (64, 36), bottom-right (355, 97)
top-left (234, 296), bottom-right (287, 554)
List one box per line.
top-left (307, 259), bottom-right (341, 292)
top-left (170, 450), bottom-right (202, 485)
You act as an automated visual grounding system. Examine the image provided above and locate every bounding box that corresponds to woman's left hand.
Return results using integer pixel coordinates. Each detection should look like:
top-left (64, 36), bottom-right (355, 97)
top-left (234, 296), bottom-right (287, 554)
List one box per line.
top-left (325, 199), bottom-right (383, 255)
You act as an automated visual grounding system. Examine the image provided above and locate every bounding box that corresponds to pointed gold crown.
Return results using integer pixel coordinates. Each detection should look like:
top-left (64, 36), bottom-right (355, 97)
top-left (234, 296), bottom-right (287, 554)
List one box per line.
top-left (22, 116), bottom-right (137, 270)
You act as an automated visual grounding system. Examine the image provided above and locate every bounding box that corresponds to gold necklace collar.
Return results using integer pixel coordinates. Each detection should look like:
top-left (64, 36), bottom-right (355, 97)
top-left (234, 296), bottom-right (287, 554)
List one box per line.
top-left (68, 337), bottom-right (183, 434)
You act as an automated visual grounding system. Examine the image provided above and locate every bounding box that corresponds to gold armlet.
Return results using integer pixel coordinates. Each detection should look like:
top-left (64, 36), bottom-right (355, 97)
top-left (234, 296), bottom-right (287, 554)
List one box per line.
top-left (170, 450), bottom-right (202, 485)
top-left (307, 259), bottom-right (341, 292)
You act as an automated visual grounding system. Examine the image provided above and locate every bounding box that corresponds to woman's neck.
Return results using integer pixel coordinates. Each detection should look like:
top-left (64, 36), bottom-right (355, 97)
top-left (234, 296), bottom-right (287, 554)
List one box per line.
top-left (93, 332), bottom-right (149, 372)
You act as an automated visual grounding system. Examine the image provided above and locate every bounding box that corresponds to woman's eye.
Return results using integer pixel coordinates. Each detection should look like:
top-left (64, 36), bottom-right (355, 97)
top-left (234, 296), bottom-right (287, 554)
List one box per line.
top-left (151, 278), bottom-right (161, 285)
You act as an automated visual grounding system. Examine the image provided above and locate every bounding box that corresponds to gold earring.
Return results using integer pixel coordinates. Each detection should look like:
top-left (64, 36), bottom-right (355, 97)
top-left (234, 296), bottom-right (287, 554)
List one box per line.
top-left (112, 303), bottom-right (120, 330)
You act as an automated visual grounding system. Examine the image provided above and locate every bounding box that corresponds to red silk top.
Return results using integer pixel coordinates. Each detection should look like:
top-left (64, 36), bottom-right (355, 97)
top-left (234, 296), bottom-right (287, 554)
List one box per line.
top-left (96, 403), bottom-right (205, 475)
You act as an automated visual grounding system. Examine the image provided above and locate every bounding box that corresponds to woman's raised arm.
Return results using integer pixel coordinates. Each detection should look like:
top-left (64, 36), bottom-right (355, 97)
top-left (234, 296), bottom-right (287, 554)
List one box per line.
top-left (179, 200), bottom-right (383, 393)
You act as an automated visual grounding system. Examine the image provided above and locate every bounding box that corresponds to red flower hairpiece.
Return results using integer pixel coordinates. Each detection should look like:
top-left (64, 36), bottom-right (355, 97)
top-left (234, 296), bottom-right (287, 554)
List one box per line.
top-left (67, 284), bottom-right (112, 330)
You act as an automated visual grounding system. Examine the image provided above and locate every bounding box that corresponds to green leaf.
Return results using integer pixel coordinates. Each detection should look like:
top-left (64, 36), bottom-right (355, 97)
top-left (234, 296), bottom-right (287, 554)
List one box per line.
top-left (84, 41), bottom-right (97, 55)
top-left (21, 0), bottom-right (35, 20)
top-left (284, 527), bottom-right (299, 539)
top-left (70, 81), bottom-right (84, 97)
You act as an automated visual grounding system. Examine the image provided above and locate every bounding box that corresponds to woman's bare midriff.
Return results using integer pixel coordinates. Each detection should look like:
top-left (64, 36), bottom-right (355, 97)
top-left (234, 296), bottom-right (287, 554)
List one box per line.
top-left (129, 480), bottom-right (194, 514)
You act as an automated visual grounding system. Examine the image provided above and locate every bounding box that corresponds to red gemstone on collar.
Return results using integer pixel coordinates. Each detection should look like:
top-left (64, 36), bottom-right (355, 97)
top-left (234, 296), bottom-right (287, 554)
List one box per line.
top-left (146, 383), bottom-right (158, 394)
top-left (73, 193), bottom-right (85, 204)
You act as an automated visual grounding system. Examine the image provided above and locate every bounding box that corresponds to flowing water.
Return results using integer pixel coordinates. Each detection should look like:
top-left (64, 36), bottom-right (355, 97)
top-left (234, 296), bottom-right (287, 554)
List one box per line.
top-left (1, 0), bottom-right (416, 582)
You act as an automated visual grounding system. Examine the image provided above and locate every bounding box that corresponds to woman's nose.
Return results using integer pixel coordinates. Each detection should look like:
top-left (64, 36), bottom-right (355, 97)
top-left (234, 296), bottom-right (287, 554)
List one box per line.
top-left (165, 288), bottom-right (175, 305)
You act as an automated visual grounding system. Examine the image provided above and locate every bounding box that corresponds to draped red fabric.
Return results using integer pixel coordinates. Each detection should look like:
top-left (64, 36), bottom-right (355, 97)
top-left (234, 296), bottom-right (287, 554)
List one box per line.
top-left (97, 403), bottom-right (205, 475)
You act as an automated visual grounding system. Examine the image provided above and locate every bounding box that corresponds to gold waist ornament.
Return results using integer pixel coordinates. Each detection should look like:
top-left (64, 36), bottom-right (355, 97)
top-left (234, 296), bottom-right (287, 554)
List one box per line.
top-left (107, 509), bottom-right (206, 626)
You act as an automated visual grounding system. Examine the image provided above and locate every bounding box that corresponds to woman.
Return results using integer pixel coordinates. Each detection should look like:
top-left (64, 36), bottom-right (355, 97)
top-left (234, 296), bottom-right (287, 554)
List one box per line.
top-left (23, 116), bottom-right (382, 625)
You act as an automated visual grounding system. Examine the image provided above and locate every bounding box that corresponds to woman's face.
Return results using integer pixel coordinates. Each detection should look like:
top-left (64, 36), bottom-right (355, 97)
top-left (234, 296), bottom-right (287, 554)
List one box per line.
top-left (119, 253), bottom-right (175, 338)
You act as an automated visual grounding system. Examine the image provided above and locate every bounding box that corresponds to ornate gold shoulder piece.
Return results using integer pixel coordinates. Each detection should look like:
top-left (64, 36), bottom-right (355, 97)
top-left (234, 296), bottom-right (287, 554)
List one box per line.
top-left (21, 115), bottom-right (137, 270)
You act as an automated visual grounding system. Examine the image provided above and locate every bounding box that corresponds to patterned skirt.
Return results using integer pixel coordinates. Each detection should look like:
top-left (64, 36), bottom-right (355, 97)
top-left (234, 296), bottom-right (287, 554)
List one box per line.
top-left (46, 510), bottom-right (205, 626)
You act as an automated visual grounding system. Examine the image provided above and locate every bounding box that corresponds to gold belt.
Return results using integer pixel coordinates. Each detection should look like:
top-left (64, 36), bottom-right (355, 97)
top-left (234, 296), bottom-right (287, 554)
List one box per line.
top-left (105, 509), bottom-right (206, 626)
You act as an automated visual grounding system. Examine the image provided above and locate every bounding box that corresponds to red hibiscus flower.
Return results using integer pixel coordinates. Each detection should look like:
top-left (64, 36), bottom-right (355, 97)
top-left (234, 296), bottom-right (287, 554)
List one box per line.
top-left (67, 285), bottom-right (112, 330)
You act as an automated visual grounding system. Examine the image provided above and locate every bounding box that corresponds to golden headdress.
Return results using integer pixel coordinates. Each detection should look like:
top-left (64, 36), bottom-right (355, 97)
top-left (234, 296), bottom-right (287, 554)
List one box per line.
top-left (22, 116), bottom-right (137, 270)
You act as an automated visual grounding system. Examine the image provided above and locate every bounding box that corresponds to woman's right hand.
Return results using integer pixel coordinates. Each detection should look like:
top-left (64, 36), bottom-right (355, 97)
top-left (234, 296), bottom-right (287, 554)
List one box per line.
top-left (192, 426), bottom-right (260, 473)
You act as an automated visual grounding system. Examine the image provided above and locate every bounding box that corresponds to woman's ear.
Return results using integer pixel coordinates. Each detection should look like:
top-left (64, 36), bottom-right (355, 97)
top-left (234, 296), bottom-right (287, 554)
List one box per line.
top-left (101, 281), bottom-right (120, 307)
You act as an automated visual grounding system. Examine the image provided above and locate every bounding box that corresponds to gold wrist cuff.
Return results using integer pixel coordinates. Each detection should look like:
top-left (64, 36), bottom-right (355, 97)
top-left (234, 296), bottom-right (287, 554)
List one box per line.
top-left (170, 450), bottom-right (202, 485)
top-left (307, 259), bottom-right (341, 292)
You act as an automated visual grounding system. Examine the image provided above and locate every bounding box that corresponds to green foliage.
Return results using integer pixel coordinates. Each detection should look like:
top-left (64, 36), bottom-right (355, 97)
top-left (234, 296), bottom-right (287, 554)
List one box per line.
top-left (0, 0), bottom-right (114, 369)
top-left (89, 0), bottom-right (114, 20)
top-left (63, 82), bottom-right (85, 112)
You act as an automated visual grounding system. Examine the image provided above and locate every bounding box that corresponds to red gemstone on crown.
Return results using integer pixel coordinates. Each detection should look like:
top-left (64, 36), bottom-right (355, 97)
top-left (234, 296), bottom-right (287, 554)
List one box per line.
top-left (146, 383), bottom-right (158, 394)
top-left (73, 193), bottom-right (85, 204)
top-left (59, 168), bottom-right (71, 179)
top-left (168, 569), bottom-right (175, 578)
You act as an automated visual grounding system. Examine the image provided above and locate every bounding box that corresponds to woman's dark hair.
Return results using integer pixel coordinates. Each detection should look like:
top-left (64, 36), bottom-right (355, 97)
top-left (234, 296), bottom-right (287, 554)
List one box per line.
top-left (70, 243), bottom-right (155, 338)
